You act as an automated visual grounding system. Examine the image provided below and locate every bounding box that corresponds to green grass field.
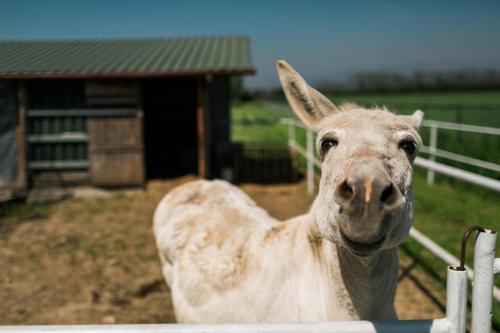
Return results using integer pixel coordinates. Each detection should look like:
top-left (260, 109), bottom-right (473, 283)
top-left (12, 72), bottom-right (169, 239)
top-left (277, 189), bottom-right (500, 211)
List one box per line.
top-left (232, 93), bottom-right (500, 327)
top-left (234, 91), bottom-right (500, 178)
top-left (331, 91), bottom-right (500, 122)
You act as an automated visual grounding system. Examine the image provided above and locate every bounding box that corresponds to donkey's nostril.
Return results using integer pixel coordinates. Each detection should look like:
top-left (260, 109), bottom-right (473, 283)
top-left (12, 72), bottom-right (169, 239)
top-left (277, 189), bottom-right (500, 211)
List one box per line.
top-left (380, 184), bottom-right (394, 202)
top-left (338, 180), bottom-right (354, 201)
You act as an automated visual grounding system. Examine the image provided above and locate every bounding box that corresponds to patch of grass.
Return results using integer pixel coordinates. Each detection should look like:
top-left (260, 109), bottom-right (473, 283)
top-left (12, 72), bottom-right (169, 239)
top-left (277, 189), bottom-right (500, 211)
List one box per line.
top-left (409, 169), bottom-right (500, 264)
top-left (0, 201), bottom-right (51, 237)
top-left (330, 90), bottom-right (500, 107)
top-left (231, 102), bottom-right (288, 143)
top-left (232, 101), bottom-right (281, 123)
top-left (0, 201), bottom-right (51, 220)
top-left (231, 101), bottom-right (312, 150)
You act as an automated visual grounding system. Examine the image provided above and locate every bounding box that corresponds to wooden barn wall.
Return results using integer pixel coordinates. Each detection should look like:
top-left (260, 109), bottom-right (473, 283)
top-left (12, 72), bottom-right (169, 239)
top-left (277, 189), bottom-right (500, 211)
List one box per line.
top-left (205, 75), bottom-right (230, 178)
top-left (25, 79), bottom-right (143, 187)
top-left (18, 76), bottom-right (234, 186)
top-left (26, 80), bottom-right (88, 186)
top-left (27, 80), bottom-right (86, 109)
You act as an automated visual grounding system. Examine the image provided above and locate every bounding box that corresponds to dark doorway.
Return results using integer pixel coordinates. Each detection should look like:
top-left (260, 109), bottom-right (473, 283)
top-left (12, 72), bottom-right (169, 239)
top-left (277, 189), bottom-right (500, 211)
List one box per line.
top-left (142, 78), bottom-right (198, 179)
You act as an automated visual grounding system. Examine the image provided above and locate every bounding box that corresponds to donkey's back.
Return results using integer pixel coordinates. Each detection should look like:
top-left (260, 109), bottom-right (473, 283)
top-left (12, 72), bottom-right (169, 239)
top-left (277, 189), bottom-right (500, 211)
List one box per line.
top-left (153, 180), bottom-right (275, 314)
top-left (153, 180), bottom-right (348, 323)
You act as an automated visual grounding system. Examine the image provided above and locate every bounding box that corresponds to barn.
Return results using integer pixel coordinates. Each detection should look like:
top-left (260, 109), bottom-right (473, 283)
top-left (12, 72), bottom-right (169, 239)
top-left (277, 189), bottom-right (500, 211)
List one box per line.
top-left (0, 36), bottom-right (255, 189)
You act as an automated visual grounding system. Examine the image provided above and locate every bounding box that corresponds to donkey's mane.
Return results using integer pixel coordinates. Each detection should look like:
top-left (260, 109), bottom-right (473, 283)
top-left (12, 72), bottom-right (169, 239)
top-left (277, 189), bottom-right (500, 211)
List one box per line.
top-left (339, 102), bottom-right (389, 112)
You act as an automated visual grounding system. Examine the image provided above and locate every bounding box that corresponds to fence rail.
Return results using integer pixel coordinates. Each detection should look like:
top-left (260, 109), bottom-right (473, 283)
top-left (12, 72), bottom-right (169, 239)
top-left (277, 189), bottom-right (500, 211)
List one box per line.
top-left (280, 117), bottom-right (500, 193)
top-left (419, 119), bottom-right (500, 184)
top-left (422, 119), bottom-right (500, 135)
top-left (0, 320), bottom-right (451, 333)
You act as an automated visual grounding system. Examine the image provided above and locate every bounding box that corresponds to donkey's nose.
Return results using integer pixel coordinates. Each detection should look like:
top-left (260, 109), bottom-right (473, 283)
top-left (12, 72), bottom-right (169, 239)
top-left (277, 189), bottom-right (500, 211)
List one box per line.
top-left (334, 166), bottom-right (404, 214)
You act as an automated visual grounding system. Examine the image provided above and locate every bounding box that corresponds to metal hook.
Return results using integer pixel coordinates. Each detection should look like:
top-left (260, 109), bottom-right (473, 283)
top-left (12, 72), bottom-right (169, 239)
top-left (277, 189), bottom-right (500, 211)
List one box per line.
top-left (456, 225), bottom-right (486, 271)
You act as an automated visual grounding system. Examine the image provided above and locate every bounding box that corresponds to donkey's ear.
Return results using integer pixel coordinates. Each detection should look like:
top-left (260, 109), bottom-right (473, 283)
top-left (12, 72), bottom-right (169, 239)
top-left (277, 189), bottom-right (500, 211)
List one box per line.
top-left (277, 60), bottom-right (338, 128)
top-left (399, 110), bottom-right (424, 129)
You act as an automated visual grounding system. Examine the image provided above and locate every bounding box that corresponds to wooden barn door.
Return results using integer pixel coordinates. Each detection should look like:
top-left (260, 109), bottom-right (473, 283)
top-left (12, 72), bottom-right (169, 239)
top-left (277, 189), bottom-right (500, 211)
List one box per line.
top-left (88, 112), bottom-right (144, 186)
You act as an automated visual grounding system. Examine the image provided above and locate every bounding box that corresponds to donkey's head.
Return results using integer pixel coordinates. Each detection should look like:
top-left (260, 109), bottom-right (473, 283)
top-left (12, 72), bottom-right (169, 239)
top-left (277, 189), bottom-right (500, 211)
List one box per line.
top-left (277, 61), bottom-right (423, 256)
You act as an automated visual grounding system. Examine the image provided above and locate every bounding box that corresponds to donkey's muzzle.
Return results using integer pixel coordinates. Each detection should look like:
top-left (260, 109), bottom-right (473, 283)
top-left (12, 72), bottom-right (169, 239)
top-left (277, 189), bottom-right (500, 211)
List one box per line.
top-left (334, 160), bottom-right (404, 216)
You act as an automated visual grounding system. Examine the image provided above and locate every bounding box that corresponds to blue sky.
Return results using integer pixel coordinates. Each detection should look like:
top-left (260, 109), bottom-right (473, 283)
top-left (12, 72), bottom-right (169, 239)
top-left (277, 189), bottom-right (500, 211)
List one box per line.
top-left (1, 0), bottom-right (499, 88)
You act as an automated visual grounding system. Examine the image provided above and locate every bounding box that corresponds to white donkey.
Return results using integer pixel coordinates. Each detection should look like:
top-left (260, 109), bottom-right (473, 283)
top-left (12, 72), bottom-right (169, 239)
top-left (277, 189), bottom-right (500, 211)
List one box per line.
top-left (153, 61), bottom-right (423, 323)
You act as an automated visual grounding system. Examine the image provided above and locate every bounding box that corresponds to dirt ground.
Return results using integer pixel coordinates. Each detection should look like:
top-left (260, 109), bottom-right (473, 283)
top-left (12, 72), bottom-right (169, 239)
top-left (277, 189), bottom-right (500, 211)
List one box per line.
top-left (0, 176), bottom-right (443, 324)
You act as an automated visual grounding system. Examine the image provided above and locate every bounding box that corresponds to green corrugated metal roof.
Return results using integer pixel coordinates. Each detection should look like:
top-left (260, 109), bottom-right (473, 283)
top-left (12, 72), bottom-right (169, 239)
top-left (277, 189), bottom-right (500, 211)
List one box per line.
top-left (0, 36), bottom-right (255, 78)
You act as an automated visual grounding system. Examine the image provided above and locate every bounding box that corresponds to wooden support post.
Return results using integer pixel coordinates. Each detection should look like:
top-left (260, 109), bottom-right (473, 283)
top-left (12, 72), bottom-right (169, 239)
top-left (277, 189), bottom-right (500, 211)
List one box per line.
top-left (16, 82), bottom-right (28, 189)
top-left (196, 78), bottom-right (206, 178)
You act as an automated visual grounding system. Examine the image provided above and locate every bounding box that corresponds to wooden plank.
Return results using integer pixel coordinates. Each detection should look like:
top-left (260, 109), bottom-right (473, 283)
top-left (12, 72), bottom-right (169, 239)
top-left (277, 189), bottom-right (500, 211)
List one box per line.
top-left (89, 152), bottom-right (143, 186)
top-left (27, 109), bottom-right (137, 117)
top-left (87, 114), bottom-right (144, 186)
top-left (29, 161), bottom-right (90, 170)
top-left (196, 78), bottom-right (206, 178)
top-left (85, 80), bottom-right (139, 96)
top-left (27, 133), bottom-right (88, 143)
top-left (86, 96), bottom-right (140, 106)
top-left (88, 117), bottom-right (142, 150)
top-left (85, 80), bottom-right (140, 106)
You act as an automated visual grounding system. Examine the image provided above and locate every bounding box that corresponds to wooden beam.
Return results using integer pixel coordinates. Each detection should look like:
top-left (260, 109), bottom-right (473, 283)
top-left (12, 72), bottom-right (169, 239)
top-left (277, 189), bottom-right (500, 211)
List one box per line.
top-left (27, 108), bottom-right (137, 117)
top-left (196, 78), bottom-right (206, 178)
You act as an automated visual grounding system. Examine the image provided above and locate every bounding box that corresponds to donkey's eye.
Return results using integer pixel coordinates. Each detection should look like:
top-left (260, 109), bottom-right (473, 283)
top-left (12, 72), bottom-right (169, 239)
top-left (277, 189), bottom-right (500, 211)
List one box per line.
top-left (399, 140), bottom-right (416, 156)
top-left (321, 139), bottom-right (338, 153)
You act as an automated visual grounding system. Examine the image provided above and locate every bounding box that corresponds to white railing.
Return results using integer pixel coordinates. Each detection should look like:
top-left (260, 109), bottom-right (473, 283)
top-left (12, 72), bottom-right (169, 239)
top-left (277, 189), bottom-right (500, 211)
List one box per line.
top-left (280, 117), bottom-right (500, 194)
top-left (420, 120), bottom-right (500, 184)
top-left (0, 320), bottom-right (450, 333)
top-left (1, 230), bottom-right (497, 333)
top-left (272, 98), bottom-right (500, 186)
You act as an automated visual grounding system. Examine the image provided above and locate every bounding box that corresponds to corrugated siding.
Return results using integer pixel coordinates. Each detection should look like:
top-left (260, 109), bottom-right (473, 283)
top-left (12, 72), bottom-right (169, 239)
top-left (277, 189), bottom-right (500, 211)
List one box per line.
top-left (0, 36), bottom-right (255, 77)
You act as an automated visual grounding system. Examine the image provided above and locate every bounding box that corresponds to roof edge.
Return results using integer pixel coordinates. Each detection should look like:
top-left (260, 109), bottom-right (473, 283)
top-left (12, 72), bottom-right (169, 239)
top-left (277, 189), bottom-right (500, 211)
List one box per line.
top-left (0, 69), bottom-right (256, 80)
top-left (0, 35), bottom-right (252, 44)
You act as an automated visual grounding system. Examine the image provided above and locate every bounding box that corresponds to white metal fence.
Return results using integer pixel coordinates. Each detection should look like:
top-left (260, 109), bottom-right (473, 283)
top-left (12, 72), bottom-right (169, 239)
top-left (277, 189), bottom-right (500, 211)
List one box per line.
top-left (280, 117), bottom-right (500, 194)
top-left (419, 120), bottom-right (500, 184)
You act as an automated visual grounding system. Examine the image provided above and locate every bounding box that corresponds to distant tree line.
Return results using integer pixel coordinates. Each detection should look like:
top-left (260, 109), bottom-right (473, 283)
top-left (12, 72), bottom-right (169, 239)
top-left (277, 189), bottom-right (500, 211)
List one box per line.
top-left (349, 69), bottom-right (500, 92)
top-left (241, 68), bottom-right (500, 99)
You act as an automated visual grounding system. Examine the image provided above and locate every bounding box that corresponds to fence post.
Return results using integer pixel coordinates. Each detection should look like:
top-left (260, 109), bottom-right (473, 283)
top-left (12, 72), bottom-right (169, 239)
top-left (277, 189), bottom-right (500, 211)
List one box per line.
top-left (427, 125), bottom-right (438, 184)
top-left (306, 128), bottom-right (314, 194)
top-left (471, 230), bottom-right (497, 333)
top-left (446, 267), bottom-right (467, 333)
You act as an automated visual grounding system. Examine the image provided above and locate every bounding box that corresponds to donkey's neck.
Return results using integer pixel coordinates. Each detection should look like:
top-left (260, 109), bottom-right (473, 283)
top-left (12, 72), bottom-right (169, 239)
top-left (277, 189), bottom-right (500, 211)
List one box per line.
top-left (303, 215), bottom-right (399, 320)
top-left (331, 244), bottom-right (399, 320)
